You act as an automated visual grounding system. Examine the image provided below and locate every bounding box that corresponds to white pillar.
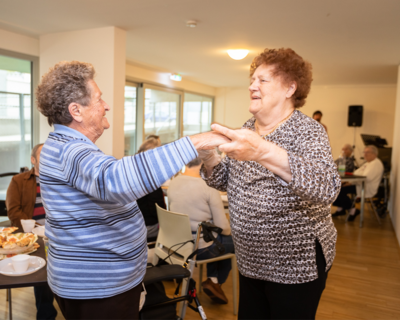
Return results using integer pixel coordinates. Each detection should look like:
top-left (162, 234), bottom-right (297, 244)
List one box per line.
top-left (389, 65), bottom-right (400, 245)
top-left (39, 26), bottom-right (126, 158)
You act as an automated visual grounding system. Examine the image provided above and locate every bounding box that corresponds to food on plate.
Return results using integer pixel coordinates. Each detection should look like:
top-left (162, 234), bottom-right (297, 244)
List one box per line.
top-left (0, 227), bottom-right (18, 234)
top-left (0, 234), bottom-right (6, 246)
top-left (0, 232), bottom-right (38, 257)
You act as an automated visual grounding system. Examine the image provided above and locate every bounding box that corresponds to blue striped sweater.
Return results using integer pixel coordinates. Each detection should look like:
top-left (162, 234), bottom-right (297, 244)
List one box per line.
top-left (40, 124), bottom-right (197, 299)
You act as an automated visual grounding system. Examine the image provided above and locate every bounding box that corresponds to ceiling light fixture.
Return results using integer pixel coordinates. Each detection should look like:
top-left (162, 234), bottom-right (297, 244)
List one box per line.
top-left (170, 74), bottom-right (182, 81)
top-left (186, 20), bottom-right (197, 28)
top-left (227, 49), bottom-right (249, 60)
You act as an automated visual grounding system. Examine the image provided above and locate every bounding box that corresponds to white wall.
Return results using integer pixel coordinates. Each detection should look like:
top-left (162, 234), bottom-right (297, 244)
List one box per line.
top-left (0, 28), bottom-right (39, 57)
top-left (214, 84), bottom-right (397, 164)
top-left (389, 66), bottom-right (400, 246)
top-left (39, 27), bottom-right (126, 158)
top-left (126, 63), bottom-right (216, 97)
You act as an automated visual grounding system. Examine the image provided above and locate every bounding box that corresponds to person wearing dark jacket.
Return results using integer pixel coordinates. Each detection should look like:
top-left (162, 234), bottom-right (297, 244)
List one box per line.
top-left (6, 143), bottom-right (58, 320)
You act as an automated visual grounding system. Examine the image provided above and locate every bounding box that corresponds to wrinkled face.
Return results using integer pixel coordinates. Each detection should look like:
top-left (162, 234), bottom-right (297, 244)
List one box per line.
top-left (248, 64), bottom-right (290, 117)
top-left (81, 80), bottom-right (110, 137)
top-left (342, 147), bottom-right (352, 158)
top-left (31, 145), bottom-right (43, 175)
top-left (363, 147), bottom-right (377, 162)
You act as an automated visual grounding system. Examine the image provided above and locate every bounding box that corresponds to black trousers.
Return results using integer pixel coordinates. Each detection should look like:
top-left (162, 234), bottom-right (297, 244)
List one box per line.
top-left (238, 241), bottom-right (329, 320)
top-left (333, 185), bottom-right (357, 210)
top-left (34, 284), bottom-right (57, 320)
top-left (54, 282), bottom-right (142, 320)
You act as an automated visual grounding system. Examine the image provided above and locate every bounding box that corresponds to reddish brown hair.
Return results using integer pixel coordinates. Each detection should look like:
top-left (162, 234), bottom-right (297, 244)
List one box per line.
top-left (250, 48), bottom-right (313, 108)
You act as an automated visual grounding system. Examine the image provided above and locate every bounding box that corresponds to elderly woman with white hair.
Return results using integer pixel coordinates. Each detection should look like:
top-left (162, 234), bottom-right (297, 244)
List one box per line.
top-left (332, 145), bottom-right (384, 220)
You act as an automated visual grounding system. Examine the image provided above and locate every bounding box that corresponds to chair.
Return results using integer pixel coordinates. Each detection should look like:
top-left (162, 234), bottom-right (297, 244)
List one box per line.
top-left (154, 204), bottom-right (238, 315)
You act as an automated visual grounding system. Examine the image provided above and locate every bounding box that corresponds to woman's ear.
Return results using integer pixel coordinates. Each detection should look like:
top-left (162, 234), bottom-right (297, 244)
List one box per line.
top-left (286, 81), bottom-right (297, 98)
top-left (68, 103), bottom-right (84, 123)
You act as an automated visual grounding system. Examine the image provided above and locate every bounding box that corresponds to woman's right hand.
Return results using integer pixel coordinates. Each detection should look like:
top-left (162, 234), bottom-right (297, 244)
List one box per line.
top-left (190, 131), bottom-right (231, 151)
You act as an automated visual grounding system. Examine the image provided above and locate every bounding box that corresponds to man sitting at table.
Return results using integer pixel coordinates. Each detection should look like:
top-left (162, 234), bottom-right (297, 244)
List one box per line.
top-left (6, 143), bottom-right (57, 320)
top-left (168, 157), bottom-right (234, 304)
top-left (334, 144), bottom-right (355, 173)
top-left (332, 145), bottom-right (384, 221)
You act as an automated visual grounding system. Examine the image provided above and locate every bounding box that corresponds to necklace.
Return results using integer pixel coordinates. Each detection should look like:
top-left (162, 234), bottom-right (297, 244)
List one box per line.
top-left (255, 110), bottom-right (294, 138)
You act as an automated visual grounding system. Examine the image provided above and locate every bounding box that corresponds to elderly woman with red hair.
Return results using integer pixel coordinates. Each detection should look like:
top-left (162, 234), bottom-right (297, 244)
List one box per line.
top-left (200, 48), bottom-right (340, 319)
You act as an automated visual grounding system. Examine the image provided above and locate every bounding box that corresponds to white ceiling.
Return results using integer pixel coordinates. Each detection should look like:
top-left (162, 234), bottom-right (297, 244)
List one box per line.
top-left (1, 0), bottom-right (400, 87)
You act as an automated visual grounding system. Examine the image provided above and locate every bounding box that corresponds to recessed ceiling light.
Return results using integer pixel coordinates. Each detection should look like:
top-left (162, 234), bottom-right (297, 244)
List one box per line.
top-left (227, 49), bottom-right (249, 60)
top-left (170, 74), bottom-right (182, 81)
top-left (186, 20), bottom-right (197, 28)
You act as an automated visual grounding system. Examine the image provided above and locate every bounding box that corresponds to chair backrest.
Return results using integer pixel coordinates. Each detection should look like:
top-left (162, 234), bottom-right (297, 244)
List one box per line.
top-left (153, 204), bottom-right (194, 265)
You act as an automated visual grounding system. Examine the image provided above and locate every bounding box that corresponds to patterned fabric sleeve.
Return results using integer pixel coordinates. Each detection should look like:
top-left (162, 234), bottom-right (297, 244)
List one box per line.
top-left (58, 137), bottom-right (197, 205)
top-left (277, 123), bottom-right (341, 206)
top-left (200, 155), bottom-right (230, 192)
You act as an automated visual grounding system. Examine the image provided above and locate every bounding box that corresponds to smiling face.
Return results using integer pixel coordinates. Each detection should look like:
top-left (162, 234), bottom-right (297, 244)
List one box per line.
top-left (248, 64), bottom-right (295, 118)
top-left (81, 80), bottom-right (110, 138)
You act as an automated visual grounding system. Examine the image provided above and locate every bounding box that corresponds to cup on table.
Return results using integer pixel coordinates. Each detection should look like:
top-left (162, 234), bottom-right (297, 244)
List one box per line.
top-left (21, 219), bottom-right (36, 233)
top-left (43, 236), bottom-right (49, 259)
top-left (11, 254), bottom-right (30, 273)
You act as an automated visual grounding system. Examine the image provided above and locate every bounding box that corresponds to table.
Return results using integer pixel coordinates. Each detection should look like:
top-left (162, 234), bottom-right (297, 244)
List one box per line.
top-left (341, 174), bottom-right (367, 228)
top-left (0, 237), bottom-right (47, 320)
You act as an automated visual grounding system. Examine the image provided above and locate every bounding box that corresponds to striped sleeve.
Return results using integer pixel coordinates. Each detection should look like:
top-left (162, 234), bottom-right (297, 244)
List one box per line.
top-left (61, 137), bottom-right (197, 204)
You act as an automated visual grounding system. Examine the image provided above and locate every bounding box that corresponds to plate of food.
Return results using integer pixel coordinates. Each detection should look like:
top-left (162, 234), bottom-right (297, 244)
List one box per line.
top-left (0, 231), bottom-right (39, 260)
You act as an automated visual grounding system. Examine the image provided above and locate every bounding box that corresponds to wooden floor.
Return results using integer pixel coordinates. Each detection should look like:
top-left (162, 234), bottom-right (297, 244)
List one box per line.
top-left (1, 204), bottom-right (400, 319)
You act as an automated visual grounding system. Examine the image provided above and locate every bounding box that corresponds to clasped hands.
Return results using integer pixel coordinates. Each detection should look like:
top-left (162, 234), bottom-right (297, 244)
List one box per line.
top-left (190, 124), bottom-right (270, 169)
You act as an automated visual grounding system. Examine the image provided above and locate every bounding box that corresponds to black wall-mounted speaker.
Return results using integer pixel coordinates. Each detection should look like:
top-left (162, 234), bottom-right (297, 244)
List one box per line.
top-left (348, 105), bottom-right (363, 127)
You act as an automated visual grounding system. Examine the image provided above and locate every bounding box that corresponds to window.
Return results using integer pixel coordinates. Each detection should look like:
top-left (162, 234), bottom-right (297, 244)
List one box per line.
top-left (0, 54), bottom-right (32, 196)
top-left (124, 83), bottom-right (137, 155)
top-left (143, 87), bottom-right (181, 145)
top-left (183, 93), bottom-right (213, 136)
top-left (124, 83), bottom-right (214, 153)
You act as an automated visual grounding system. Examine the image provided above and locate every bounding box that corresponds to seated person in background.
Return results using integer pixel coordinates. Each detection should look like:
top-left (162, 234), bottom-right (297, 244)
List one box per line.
top-left (335, 144), bottom-right (355, 173)
top-left (136, 138), bottom-right (167, 240)
top-left (313, 110), bottom-right (328, 132)
top-left (146, 134), bottom-right (161, 146)
top-left (332, 145), bottom-right (384, 221)
top-left (168, 157), bottom-right (234, 304)
top-left (6, 143), bottom-right (57, 320)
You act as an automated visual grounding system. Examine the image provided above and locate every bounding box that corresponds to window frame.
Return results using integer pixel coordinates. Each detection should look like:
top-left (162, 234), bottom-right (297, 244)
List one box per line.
top-left (0, 48), bottom-right (39, 148)
top-left (124, 81), bottom-right (214, 153)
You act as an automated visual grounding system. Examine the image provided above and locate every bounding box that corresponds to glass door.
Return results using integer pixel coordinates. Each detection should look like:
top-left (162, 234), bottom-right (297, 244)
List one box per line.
top-left (183, 93), bottom-right (213, 136)
top-left (0, 54), bottom-right (32, 198)
top-left (124, 83), bottom-right (137, 155)
top-left (143, 86), bottom-right (182, 145)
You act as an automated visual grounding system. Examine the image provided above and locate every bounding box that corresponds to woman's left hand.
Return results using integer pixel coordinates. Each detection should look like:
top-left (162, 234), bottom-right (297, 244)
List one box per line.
top-left (211, 124), bottom-right (269, 162)
top-left (211, 123), bottom-right (292, 182)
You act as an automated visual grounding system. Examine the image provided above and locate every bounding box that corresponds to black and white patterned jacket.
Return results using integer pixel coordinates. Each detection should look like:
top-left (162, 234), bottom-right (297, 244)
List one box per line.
top-left (201, 110), bottom-right (341, 284)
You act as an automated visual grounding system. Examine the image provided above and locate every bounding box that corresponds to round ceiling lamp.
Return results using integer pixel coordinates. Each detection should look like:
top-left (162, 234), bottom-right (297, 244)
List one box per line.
top-left (186, 20), bottom-right (197, 28)
top-left (227, 49), bottom-right (249, 60)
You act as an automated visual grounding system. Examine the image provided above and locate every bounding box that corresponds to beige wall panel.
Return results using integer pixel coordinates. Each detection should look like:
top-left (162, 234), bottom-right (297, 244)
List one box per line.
top-left (125, 63), bottom-right (216, 97)
top-left (0, 28), bottom-right (39, 56)
top-left (39, 27), bottom-right (126, 157)
top-left (389, 66), bottom-right (400, 245)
